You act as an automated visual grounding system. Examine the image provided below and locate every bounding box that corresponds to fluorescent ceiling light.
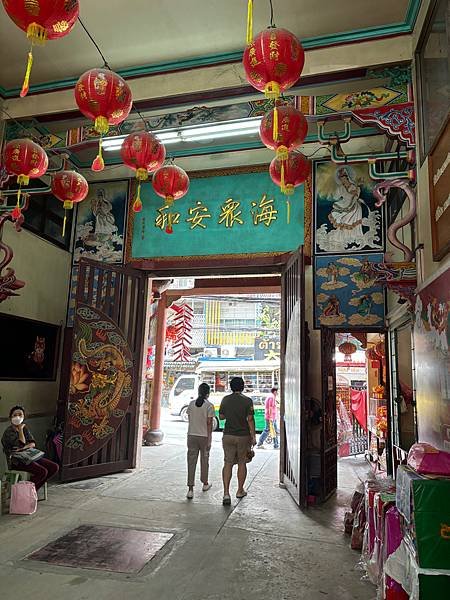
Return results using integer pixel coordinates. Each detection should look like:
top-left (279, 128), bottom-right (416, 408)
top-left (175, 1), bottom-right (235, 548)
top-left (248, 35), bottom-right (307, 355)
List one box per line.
top-left (101, 117), bottom-right (262, 151)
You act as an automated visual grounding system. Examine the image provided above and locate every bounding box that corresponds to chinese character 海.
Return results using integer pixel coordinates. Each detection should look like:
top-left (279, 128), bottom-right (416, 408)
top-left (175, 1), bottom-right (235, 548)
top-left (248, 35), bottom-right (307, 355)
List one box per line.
top-left (218, 198), bottom-right (244, 228)
top-left (155, 206), bottom-right (180, 231)
top-left (251, 194), bottom-right (278, 227)
top-left (186, 201), bottom-right (212, 229)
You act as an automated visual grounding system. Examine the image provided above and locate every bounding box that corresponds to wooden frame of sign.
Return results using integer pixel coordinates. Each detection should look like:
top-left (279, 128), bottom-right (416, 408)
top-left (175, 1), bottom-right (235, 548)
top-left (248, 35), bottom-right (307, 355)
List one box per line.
top-left (428, 116), bottom-right (450, 261)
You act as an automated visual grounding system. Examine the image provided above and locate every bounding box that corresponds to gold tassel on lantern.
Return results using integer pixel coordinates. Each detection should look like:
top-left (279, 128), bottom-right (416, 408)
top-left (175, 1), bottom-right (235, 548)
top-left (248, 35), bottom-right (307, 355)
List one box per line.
top-left (273, 104), bottom-right (279, 142)
top-left (133, 168), bottom-right (148, 212)
top-left (280, 160), bottom-right (286, 194)
top-left (246, 0), bottom-right (253, 45)
top-left (92, 116), bottom-right (109, 172)
top-left (62, 201), bottom-right (73, 237)
top-left (20, 23), bottom-right (47, 97)
top-left (286, 199), bottom-right (291, 224)
top-left (133, 181), bottom-right (143, 213)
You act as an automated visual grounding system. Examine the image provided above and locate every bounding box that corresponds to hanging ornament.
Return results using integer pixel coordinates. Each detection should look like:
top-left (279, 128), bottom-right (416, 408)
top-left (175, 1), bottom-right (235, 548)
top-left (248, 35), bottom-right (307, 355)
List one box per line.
top-left (375, 340), bottom-right (386, 360)
top-left (270, 152), bottom-right (310, 224)
top-left (2, 0), bottom-right (79, 98)
top-left (121, 132), bottom-right (166, 213)
top-left (3, 138), bottom-right (48, 219)
top-left (152, 165), bottom-right (190, 234)
top-left (338, 338), bottom-right (357, 363)
top-left (51, 170), bottom-right (88, 236)
top-left (74, 68), bottom-right (133, 172)
top-left (269, 152), bottom-right (310, 194)
top-left (243, 28), bottom-right (305, 100)
top-left (260, 104), bottom-right (308, 160)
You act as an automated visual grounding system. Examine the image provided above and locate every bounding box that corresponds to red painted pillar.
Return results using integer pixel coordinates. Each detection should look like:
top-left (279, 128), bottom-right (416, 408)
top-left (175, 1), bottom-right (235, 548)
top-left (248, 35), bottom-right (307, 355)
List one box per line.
top-left (145, 293), bottom-right (167, 445)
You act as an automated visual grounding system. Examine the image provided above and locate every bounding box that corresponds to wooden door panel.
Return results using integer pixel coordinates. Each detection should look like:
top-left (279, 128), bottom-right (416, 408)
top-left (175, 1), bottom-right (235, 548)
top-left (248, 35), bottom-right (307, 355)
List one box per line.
top-left (280, 247), bottom-right (306, 507)
top-left (61, 259), bottom-right (148, 482)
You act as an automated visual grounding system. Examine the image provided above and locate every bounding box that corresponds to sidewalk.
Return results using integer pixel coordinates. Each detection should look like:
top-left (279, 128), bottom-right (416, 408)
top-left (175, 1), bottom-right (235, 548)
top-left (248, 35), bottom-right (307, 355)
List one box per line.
top-left (0, 440), bottom-right (374, 600)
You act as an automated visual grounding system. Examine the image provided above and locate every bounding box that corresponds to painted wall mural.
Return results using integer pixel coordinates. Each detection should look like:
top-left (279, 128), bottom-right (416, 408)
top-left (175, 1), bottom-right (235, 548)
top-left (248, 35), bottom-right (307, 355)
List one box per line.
top-left (414, 267), bottom-right (450, 452)
top-left (73, 180), bottom-right (128, 264)
top-left (314, 161), bottom-right (384, 254)
top-left (314, 254), bottom-right (385, 329)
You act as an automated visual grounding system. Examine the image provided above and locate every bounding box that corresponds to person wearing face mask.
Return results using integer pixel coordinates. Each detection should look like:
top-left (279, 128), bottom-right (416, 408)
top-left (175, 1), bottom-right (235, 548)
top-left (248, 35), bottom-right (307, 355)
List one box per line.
top-left (1, 405), bottom-right (59, 490)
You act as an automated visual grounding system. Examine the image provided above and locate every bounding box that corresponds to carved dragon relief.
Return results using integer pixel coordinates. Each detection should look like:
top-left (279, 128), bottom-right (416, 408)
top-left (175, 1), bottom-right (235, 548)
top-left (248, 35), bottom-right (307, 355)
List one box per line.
top-left (372, 179), bottom-right (417, 262)
top-left (0, 200), bottom-right (28, 302)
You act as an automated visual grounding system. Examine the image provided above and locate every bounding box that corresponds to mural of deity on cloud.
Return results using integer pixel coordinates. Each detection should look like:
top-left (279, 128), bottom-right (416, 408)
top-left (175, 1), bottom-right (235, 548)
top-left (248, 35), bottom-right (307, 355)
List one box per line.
top-left (314, 254), bottom-right (385, 329)
top-left (314, 161), bottom-right (384, 254)
top-left (73, 181), bottom-right (128, 264)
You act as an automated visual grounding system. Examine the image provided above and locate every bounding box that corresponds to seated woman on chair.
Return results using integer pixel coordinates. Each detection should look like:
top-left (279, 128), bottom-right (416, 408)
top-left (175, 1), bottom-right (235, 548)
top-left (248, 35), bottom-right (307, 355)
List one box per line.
top-left (1, 405), bottom-right (59, 490)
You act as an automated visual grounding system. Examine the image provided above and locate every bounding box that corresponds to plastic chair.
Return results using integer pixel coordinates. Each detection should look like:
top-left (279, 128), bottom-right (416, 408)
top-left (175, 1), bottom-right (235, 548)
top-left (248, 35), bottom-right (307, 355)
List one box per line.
top-left (5, 470), bottom-right (47, 501)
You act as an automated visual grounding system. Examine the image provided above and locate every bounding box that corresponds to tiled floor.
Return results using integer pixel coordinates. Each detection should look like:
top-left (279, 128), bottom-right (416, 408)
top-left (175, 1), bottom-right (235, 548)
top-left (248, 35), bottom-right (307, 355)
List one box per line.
top-left (0, 423), bottom-right (376, 600)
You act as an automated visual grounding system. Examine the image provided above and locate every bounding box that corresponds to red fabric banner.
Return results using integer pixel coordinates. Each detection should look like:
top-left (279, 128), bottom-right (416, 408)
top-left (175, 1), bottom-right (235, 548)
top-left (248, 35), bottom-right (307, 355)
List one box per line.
top-left (351, 388), bottom-right (367, 431)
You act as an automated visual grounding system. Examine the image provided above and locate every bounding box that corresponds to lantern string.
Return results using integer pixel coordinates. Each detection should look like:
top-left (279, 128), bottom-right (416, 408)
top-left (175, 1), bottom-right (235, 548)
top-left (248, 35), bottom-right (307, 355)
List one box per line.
top-left (78, 18), bottom-right (111, 70)
top-left (268, 0), bottom-right (276, 27)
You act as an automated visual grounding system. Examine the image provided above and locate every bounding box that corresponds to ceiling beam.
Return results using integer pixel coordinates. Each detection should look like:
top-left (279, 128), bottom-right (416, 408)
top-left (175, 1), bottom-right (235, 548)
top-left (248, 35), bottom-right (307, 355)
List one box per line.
top-left (4, 36), bottom-right (412, 120)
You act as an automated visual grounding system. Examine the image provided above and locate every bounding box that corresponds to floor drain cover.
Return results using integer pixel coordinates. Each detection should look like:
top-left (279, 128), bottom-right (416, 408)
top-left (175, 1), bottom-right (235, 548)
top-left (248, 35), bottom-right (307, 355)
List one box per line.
top-left (28, 525), bottom-right (173, 573)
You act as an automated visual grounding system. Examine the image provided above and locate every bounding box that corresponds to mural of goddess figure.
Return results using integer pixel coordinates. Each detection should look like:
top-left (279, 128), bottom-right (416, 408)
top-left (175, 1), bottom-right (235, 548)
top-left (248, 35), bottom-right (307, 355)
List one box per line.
top-left (328, 166), bottom-right (365, 245)
top-left (91, 188), bottom-right (118, 239)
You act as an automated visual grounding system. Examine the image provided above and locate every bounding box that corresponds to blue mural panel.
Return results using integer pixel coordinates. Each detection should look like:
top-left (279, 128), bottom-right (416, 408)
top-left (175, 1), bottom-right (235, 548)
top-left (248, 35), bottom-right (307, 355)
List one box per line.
top-left (131, 170), bottom-right (304, 259)
top-left (314, 253), bottom-right (386, 329)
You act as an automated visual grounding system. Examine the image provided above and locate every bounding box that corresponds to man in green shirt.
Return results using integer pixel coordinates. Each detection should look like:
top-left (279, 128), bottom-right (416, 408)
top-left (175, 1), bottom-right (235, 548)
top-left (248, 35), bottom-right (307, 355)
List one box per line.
top-left (219, 377), bottom-right (256, 505)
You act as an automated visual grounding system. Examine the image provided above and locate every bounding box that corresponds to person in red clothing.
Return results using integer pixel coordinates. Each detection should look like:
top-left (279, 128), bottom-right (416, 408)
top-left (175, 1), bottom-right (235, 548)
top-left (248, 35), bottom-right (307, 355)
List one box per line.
top-left (257, 388), bottom-right (279, 449)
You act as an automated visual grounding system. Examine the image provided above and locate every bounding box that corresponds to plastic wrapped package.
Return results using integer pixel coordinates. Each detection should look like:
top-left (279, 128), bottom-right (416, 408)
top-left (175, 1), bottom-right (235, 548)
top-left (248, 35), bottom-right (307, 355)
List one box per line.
top-left (381, 507), bottom-right (408, 600)
top-left (351, 495), bottom-right (366, 551)
top-left (407, 443), bottom-right (450, 476)
top-left (411, 477), bottom-right (450, 570)
top-left (395, 465), bottom-right (423, 523)
top-left (360, 479), bottom-right (396, 579)
top-left (384, 537), bottom-right (450, 600)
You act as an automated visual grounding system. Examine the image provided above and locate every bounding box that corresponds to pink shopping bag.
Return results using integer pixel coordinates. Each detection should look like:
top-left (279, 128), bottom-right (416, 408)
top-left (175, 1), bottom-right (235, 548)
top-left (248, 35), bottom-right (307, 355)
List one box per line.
top-left (9, 481), bottom-right (38, 515)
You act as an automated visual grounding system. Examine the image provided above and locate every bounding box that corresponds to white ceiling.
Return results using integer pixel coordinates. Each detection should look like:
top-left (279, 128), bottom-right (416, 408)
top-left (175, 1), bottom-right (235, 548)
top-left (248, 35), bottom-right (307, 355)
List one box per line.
top-left (0, 0), bottom-right (410, 89)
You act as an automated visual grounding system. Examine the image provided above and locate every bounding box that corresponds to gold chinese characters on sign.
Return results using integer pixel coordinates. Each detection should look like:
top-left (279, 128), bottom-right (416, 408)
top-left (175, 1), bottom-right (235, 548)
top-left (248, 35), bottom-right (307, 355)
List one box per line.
top-left (154, 194), bottom-right (282, 232)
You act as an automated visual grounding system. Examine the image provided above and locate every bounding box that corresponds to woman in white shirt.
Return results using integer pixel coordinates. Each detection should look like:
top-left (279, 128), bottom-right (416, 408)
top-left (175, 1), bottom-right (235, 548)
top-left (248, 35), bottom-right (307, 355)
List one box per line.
top-left (186, 383), bottom-right (215, 499)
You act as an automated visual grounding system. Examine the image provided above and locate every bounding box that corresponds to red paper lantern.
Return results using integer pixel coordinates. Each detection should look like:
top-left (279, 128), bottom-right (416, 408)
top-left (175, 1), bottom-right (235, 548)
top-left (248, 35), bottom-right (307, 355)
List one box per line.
top-left (269, 152), bottom-right (310, 195)
top-left (152, 165), bottom-right (190, 234)
top-left (2, 0), bottom-right (79, 98)
top-left (338, 340), bottom-right (357, 363)
top-left (243, 28), bottom-right (305, 100)
top-left (74, 68), bottom-right (133, 172)
top-left (121, 132), bottom-right (166, 213)
top-left (260, 104), bottom-right (308, 160)
top-left (3, 138), bottom-right (48, 218)
top-left (51, 170), bottom-right (89, 235)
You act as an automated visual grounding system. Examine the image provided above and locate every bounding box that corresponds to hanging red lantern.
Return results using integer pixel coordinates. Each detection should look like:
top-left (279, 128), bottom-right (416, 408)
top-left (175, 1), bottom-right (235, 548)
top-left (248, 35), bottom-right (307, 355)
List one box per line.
top-left (2, 0), bottom-right (79, 98)
top-left (269, 152), bottom-right (310, 195)
top-left (260, 104), bottom-right (308, 160)
top-left (3, 138), bottom-right (48, 218)
top-left (243, 28), bottom-right (305, 100)
top-left (74, 68), bottom-right (133, 172)
top-left (152, 165), bottom-right (190, 234)
top-left (375, 341), bottom-right (386, 359)
top-left (121, 132), bottom-right (166, 213)
top-left (338, 339), bottom-right (357, 363)
top-left (51, 170), bottom-right (89, 236)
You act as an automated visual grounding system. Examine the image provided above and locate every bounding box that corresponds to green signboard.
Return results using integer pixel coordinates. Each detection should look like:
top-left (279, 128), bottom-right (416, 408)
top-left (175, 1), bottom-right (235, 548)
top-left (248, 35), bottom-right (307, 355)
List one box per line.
top-left (131, 169), bottom-right (304, 259)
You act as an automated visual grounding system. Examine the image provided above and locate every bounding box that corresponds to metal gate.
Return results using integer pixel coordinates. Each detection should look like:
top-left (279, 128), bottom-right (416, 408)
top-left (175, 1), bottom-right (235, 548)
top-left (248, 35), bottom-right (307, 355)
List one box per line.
top-left (280, 247), bottom-right (307, 507)
top-left (60, 259), bottom-right (148, 481)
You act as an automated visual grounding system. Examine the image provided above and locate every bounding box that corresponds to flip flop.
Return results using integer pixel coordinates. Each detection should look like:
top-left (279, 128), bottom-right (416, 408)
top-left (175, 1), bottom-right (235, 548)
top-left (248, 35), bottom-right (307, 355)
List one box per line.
top-left (236, 490), bottom-right (247, 499)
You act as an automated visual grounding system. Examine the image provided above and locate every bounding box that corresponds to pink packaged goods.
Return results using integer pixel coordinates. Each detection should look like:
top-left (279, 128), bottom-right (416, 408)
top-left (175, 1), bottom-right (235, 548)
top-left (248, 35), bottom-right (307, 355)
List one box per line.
top-left (9, 481), bottom-right (38, 515)
top-left (407, 443), bottom-right (450, 476)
